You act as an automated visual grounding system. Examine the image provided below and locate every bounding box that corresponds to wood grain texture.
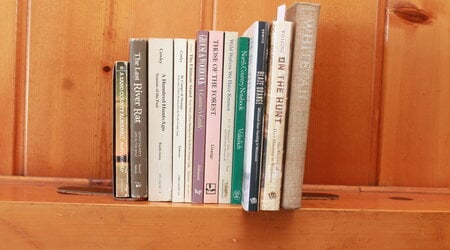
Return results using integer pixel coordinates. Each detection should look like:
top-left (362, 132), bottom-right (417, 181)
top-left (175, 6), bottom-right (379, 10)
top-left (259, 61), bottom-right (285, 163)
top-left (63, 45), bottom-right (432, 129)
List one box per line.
top-left (25, 0), bottom-right (204, 178)
top-left (379, 0), bottom-right (450, 187)
top-left (2, 204), bottom-right (450, 249)
top-left (13, 0), bottom-right (30, 176)
top-left (2, 178), bottom-right (450, 249)
top-left (0, 0), bottom-right (17, 175)
top-left (215, 0), bottom-right (383, 185)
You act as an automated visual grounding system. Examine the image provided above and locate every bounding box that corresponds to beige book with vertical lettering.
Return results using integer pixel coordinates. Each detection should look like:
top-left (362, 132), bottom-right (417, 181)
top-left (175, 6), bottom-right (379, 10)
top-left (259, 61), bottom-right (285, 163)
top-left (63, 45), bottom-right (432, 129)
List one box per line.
top-left (260, 5), bottom-right (294, 211)
top-left (282, 2), bottom-right (320, 209)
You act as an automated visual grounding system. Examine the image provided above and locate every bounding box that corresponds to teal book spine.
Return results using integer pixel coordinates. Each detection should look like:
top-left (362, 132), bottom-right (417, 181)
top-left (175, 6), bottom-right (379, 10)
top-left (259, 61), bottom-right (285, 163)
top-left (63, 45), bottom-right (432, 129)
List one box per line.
top-left (230, 37), bottom-right (250, 204)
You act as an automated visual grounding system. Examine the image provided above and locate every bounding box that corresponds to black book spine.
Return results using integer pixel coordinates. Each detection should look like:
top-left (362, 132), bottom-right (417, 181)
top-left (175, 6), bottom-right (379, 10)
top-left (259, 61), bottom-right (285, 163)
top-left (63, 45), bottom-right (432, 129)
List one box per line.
top-left (129, 39), bottom-right (148, 199)
top-left (248, 22), bottom-right (269, 211)
top-left (248, 22), bottom-right (270, 211)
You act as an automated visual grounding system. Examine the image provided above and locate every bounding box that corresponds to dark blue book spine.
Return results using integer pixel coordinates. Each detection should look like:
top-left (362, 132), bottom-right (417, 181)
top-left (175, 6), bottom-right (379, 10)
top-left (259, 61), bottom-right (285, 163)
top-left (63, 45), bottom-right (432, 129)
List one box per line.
top-left (248, 22), bottom-right (270, 211)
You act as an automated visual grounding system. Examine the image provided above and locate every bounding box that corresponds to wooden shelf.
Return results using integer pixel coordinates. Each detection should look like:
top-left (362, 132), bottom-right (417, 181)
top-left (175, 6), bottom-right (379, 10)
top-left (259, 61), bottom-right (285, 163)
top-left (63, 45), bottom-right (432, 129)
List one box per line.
top-left (1, 176), bottom-right (450, 248)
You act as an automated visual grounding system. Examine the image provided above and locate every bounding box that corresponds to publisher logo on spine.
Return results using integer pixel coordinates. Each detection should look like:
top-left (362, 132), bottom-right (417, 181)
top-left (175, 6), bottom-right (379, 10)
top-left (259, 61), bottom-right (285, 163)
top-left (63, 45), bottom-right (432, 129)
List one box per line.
top-left (232, 190), bottom-right (241, 200)
top-left (206, 183), bottom-right (216, 194)
top-left (268, 192), bottom-right (277, 199)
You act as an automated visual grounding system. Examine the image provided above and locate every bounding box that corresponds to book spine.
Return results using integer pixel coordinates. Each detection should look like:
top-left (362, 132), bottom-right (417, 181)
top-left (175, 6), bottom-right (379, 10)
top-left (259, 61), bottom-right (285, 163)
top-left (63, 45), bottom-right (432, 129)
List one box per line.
top-left (218, 31), bottom-right (238, 204)
top-left (203, 31), bottom-right (224, 203)
top-left (242, 21), bottom-right (270, 211)
top-left (260, 21), bottom-right (294, 211)
top-left (148, 38), bottom-right (174, 201)
top-left (192, 31), bottom-right (209, 203)
top-left (282, 3), bottom-right (320, 209)
top-left (114, 61), bottom-right (130, 198)
top-left (129, 39), bottom-right (148, 199)
top-left (184, 39), bottom-right (196, 203)
top-left (230, 37), bottom-right (250, 205)
top-left (172, 38), bottom-right (187, 202)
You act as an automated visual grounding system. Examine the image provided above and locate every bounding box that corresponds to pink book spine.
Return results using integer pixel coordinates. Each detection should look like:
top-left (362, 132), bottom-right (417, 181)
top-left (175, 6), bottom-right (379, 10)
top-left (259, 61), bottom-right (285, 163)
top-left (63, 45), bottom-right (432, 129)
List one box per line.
top-left (203, 31), bottom-right (224, 203)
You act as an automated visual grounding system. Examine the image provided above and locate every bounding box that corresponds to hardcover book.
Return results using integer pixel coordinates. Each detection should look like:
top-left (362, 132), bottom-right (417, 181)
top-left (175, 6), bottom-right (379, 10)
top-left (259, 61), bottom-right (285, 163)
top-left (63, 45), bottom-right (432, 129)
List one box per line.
top-left (231, 37), bottom-right (250, 205)
top-left (242, 21), bottom-right (270, 211)
top-left (203, 30), bottom-right (224, 203)
top-left (282, 2), bottom-right (320, 209)
top-left (260, 5), bottom-right (294, 211)
top-left (173, 38), bottom-right (187, 202)
top-left (192, 31), bottom-right (209, 203)
top-left (218, 31), bottom-right (238, 204)
top-left (129, 39), bottom-right (148, 199)
top-left (113, 61), bottom-right (130, 198)
top-left (185, 39), bottom-right (196, 203)
top-left (148, 38), bottom-right (174, 201)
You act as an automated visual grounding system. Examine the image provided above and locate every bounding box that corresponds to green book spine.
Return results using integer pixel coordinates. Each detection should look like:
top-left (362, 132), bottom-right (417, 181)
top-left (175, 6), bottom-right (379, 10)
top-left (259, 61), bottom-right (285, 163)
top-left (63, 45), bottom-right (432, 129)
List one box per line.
top-left (230, 37), bottom-right (250, 204)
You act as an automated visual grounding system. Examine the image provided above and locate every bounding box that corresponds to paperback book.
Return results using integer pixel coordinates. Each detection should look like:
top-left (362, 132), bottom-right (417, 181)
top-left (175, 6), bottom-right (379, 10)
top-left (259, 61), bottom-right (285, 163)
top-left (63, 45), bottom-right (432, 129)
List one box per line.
top-left (242, 21), bottom-right (270, 211)
top-left (148, 38), bottom-right (174, 201)
top-left (113, 61), bottom-right (130, 198)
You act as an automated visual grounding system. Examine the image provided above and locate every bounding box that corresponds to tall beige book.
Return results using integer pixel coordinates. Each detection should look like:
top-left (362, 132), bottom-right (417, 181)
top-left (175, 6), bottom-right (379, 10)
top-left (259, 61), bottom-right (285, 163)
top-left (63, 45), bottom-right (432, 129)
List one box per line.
top-left (218, 31), bottom-right (238, 204)
top-left (148, 38), bottom-right (174, 201)
top-left (173, 38), bottom-right (187, 202)
top-left (282, 2), bottom-right (320, 209)
top-left (260, 5), bottom-right (294, 211)
top-left (184, 39), bottom-right (196, 203)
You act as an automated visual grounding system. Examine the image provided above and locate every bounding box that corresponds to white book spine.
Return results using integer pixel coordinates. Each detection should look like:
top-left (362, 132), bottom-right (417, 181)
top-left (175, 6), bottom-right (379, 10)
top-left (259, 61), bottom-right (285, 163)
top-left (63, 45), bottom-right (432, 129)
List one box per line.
top-left (172, 39), bottom-right (187, 202)
top-left (242, 24), bottom-right (258, 211)
top-left (218, 32), bottom-right (238, 203)
top-left (260, 21), bottom-right (294, 211)
top-left (184, 39), bottom-right (196, 203)
top-left (148, 38), bottom-right (173, 201)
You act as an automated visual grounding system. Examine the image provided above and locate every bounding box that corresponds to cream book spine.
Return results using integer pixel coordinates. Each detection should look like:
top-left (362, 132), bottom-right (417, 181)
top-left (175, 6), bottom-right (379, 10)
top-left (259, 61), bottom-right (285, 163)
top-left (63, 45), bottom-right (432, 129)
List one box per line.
top-left (260, 16), bottom-right (294, 211)
top-left (184, 39), bottom-right (196, 203)
top-left (148, 38), bottom-right (174, 201)
top-left (218, 31), bottom-right (238, 203)
top-left (173, 38), bottom-right (187, 202)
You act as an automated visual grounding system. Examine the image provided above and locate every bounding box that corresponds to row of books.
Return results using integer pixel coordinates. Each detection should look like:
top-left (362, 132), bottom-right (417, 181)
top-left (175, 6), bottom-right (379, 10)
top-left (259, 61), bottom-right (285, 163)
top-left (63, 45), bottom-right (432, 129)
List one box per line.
top-left (113, 2), bottom-right (320, 211)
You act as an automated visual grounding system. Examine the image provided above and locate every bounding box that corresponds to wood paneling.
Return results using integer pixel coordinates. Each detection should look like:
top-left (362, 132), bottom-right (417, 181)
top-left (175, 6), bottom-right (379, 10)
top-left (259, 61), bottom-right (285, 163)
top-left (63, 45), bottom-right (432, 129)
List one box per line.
top-left (2, 178), bottom-right (450, 249)
top-left (215, 0), bottom-right (384, 185)
top-left (25, 0), bottom-right (205, 178)
top-left (0, 1), bottom-right (17, 175)
top-left (379, 0), bottom-right (450, 187)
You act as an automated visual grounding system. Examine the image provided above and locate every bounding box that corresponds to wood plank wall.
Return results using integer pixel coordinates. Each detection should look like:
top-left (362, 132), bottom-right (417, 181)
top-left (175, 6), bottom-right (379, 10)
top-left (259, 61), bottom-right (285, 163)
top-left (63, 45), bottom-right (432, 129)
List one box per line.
top-left (0, 0), bottom-right (17, 175)
top-left (379, 0), bottom-right (450, 187)
top-left (23, 0), bottom-right (205, 178)
top-left (215, 0), bottom-right (384, 185)
top-left (1, 0), bottom-right (449, 188)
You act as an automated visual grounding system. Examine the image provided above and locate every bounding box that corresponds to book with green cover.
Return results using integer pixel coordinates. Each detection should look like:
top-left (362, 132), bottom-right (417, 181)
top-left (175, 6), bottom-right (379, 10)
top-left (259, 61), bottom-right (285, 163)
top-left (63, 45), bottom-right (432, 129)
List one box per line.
top-left (230, 37), bottom-right (249, 204)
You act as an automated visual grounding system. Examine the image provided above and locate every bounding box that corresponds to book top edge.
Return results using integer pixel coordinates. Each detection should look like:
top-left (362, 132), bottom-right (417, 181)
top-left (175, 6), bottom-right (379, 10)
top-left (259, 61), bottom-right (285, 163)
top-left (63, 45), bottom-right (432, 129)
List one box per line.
top-left (129, 38), bottom-right (147, 41)
top-left (290, 2), bottom-right (321, 7)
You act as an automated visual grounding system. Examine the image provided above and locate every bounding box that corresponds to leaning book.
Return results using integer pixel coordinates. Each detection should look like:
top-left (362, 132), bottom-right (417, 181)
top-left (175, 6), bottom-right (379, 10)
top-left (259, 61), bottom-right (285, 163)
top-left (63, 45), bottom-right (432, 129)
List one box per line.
top-left (260, 5), bottom-right (294, 211)
top-left (241, 21), bottom-right (270, 212)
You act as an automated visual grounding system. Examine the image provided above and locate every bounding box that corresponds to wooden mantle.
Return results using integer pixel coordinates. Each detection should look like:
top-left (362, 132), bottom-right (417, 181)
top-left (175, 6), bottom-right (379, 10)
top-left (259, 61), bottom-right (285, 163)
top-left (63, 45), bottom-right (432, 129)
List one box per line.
top-left (1, 176), bottom-right (450, 249)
